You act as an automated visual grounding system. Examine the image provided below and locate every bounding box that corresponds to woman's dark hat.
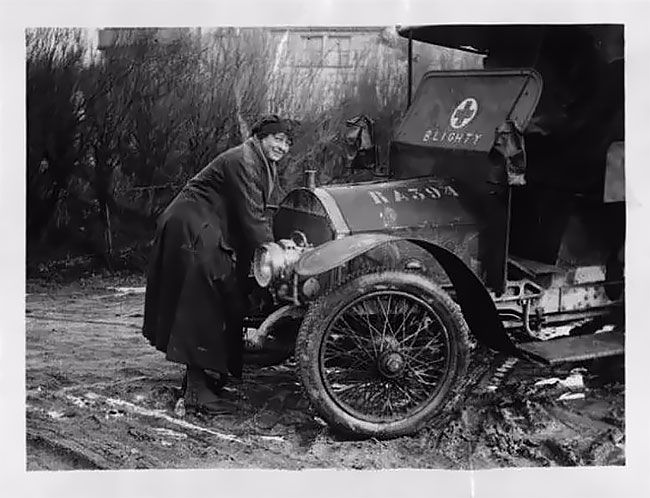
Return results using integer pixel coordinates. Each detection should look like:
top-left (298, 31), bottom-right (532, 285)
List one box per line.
top-left (251, 114), bottom-right (298, 141)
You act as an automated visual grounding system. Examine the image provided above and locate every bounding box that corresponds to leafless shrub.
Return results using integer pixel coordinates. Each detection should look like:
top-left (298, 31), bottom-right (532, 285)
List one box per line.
top-left (26, 28), bottom-right (87, 247)
top-left (26, 27), bottom-right (480, 272)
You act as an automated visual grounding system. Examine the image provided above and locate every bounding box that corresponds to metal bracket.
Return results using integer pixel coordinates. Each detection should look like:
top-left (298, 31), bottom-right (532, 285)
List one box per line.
top-left (491, 278), bottom-right (543, 304)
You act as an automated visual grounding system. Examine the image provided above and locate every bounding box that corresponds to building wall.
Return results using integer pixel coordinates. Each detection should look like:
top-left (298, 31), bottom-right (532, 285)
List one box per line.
top-left (265, 26), bottom-right (407, 111)
top-left (94, 26), bottom-right (481, 115)
top-left (269, 27), bottom-right (388, 78)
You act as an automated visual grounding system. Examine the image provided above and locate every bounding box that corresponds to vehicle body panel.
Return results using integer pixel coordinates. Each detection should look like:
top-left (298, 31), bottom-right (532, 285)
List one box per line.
top-left (394, 69), bottom-right (542, 154)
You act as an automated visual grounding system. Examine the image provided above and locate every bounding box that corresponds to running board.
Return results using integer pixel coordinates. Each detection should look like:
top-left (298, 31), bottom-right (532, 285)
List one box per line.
top-left (516, 331), bottom-right (624, 365)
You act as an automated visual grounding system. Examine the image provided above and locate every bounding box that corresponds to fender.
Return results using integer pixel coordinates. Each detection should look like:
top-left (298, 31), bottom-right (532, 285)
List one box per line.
top-left (295, 233), bottom-right (397, 277)
top-left (295, 233), bottom-right (517, 354)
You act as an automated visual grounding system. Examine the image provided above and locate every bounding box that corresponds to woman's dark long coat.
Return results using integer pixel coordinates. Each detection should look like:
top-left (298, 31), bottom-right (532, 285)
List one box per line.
top-left (142, 137), bottom-right (276, 377)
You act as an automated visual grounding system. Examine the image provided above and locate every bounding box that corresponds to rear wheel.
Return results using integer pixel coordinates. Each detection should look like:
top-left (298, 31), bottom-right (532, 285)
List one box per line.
top-left (296, 270), bottom-right (471, 438)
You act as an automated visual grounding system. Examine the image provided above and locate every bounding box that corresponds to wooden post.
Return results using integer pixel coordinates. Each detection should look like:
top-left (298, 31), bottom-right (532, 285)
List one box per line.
top-left (104, 202), bottom-right (113, 256)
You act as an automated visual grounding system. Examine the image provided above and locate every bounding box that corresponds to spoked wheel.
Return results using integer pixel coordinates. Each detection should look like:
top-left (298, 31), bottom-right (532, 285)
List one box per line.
top-left (296, 270), bottom-right (471, 438)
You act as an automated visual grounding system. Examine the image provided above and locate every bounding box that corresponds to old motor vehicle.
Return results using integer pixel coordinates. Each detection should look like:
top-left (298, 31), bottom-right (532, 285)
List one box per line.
top-left (243, 24), bottom-right (625, 439)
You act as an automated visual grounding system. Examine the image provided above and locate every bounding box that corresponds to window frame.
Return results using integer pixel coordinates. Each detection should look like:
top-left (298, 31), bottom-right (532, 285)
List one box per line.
top-left (325, 35), bottom-right (352, 68)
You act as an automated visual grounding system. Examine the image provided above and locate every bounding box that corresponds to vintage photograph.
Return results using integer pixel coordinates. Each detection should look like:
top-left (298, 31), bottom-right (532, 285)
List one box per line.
top-left (24, 23), bottom-right (626, 470)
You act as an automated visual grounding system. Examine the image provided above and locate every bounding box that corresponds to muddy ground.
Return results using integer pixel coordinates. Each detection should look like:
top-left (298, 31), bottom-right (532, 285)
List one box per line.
top-left (25, 276), bottom-right (625, 471)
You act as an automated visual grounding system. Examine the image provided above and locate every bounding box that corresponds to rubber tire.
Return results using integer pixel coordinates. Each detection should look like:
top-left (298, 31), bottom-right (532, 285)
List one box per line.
top-left (295, 269), bottom-right (471, 439)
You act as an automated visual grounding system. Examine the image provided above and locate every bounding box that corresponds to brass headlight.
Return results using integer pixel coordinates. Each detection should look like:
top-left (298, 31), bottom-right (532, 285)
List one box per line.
top-left (253, 237), bottom-right (306, 288)
top-left (253, 242), bottom-right (284, 288)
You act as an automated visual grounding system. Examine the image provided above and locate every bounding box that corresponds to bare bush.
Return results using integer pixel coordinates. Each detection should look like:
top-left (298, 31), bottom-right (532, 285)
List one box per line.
top-left (26, 28), bottom-right (88, 253)
top-left (27, 27), bottom-right (476, 274)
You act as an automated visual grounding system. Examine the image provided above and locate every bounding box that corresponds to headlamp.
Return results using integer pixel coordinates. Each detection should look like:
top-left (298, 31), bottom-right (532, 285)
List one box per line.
top-left (253, 235), bottom-right (307, 288)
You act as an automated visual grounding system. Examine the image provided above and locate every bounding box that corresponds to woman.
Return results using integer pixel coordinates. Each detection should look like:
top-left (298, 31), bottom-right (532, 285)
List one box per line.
top-left (142, 115), bottom-right (294, 413)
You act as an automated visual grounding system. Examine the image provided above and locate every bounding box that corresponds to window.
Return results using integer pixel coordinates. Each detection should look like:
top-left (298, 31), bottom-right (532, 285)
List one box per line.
top-left (301, 35), bottom-right (324, 66)
top-left (297, 33), bottom-right (353, 67)
top-left (325, 35), bottom-right (351, 67)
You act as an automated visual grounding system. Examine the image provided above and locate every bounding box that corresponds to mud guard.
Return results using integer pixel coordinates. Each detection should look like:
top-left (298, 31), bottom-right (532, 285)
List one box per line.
top-left (295, 233), bottom-right (517, 354)
top-left (296, 233), bottom-right (398, 276)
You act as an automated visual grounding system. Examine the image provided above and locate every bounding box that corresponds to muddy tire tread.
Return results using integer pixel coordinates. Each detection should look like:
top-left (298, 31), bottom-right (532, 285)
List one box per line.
top-left (295, 267), bottom-right (473, 438)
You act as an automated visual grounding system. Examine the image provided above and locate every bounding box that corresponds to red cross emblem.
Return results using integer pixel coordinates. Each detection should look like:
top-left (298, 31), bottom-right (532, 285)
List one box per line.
top-left (450, 98), bottom-right (478, 129)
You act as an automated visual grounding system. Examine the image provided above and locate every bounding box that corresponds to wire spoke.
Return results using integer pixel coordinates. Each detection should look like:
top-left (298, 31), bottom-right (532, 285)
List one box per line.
top-left (404, 364), bottom-right (441, 387)
top-left (323, 334), bottom-right (366, 360)
top-left (392, 379), bottom-right (427, 405)
top-left (365, 383), bottom-right (388, 411)
top-left (348, 302), bottom-right (380, 340)
top-left (357, 300), bottom-right (383, 355)
top-left (404, 350), bottom-right (446, 373)
top-left (335, 381), bottom-right (381, 412)
top-left (393, 296), bottom-right (420, 339)
top-left (331, 318), bottom-right (374, 358)
top-left (400, 314), bottom-right (434, 347)
top-left (346, 301), bottom-right (381, 357)
top-left (321, 289), bottom-right (451, 423)
top-left (375, 294), bottom-right (394, 344)
top-left (405, 354), bottom-right (445, 374)
top-left (410, 335), bottom-right (447, 362)
top-left (381, 382), bottom-right (393, 416)
top-left (324, 353), bottom-right (374, 374)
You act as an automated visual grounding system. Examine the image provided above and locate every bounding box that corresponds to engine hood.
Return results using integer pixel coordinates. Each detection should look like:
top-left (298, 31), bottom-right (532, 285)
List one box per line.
top-left (274, 177), bottom-right (477, 238)
top-left (272, 178), bottom-right (493, 289)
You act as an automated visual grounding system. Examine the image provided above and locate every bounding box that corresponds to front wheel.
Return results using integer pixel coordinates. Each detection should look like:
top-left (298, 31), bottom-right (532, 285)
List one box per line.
top-left (296, 270), bottom-right (472, 438)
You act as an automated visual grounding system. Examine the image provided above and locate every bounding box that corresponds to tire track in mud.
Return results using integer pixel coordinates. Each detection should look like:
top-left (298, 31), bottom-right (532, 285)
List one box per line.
top-left (27, 430), bottom-right (109, 470)
top-left (26, 314), bottom-right (142, 327)
top-left (26, 384), bottom-right (330, 470)
top-left (432, 358), bottom-right (626, 468)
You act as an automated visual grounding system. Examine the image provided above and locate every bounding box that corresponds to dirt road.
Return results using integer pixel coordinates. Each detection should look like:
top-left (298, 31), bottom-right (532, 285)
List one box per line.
top-left (25, 276), bottom-right (625, 470)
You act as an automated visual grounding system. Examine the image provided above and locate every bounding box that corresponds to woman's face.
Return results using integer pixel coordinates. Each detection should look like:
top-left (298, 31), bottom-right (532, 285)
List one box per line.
top-left (260, 132), bottom-right (291, 162)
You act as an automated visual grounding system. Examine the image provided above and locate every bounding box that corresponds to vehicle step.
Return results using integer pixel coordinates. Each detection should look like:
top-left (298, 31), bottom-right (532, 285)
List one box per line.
top-left (516, 331), bottom-right (624, 365)
top-left (508, 256), bottom-right (564, 278)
